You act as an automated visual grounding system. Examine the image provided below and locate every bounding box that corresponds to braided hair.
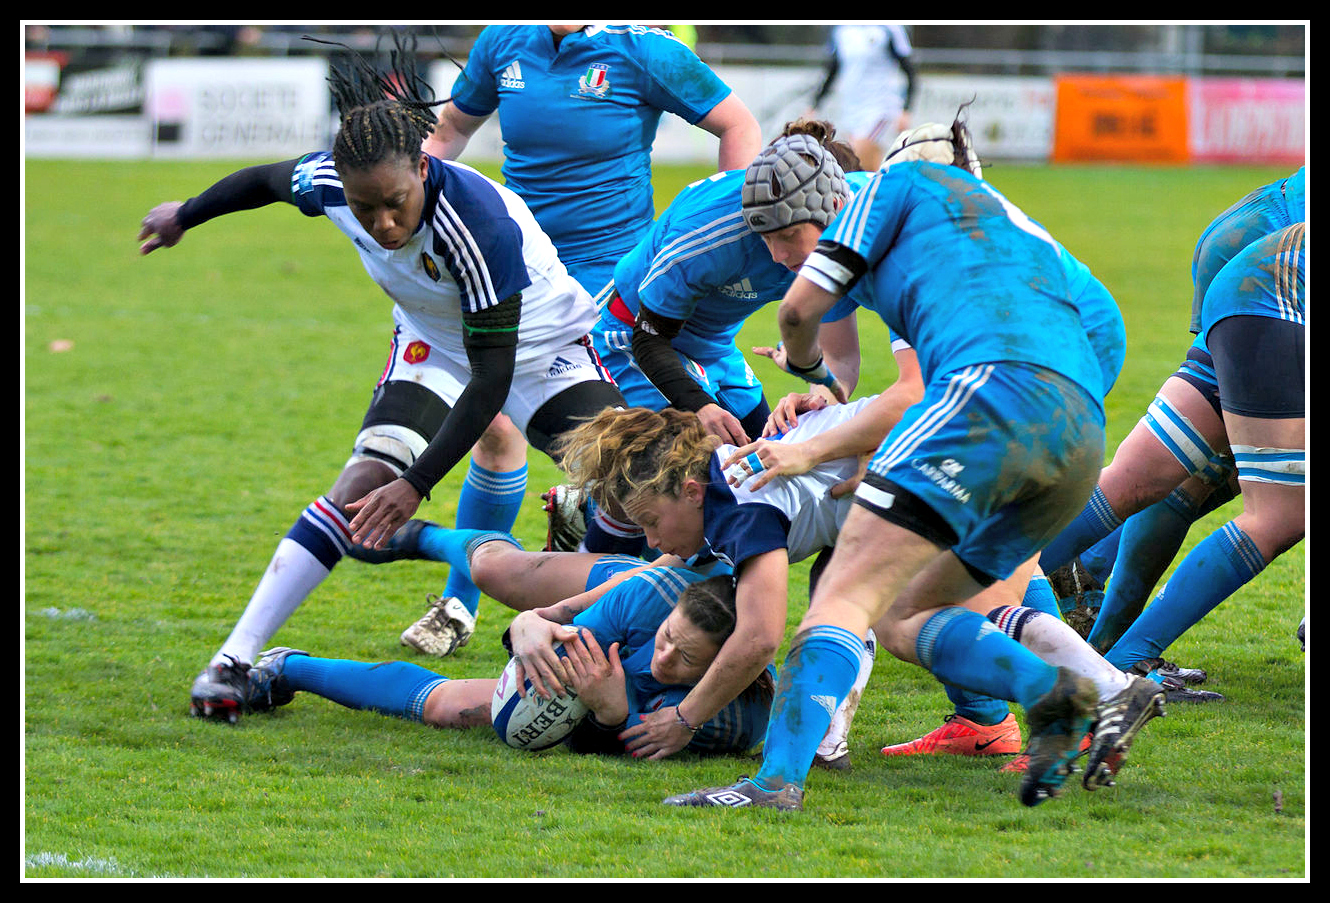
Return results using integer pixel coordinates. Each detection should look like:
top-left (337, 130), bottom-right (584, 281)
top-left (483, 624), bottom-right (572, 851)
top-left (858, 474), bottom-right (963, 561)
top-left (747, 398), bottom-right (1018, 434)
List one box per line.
top-left (315, 31), bottom-right (443, 174)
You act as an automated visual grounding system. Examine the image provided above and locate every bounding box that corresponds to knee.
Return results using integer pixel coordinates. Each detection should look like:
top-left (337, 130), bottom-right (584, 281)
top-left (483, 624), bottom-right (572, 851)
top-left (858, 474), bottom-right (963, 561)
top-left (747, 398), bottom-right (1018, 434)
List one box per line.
top-left (328, 459), bottom-right (397, 511)
top-left (474, 415), bottom-right (527, 462)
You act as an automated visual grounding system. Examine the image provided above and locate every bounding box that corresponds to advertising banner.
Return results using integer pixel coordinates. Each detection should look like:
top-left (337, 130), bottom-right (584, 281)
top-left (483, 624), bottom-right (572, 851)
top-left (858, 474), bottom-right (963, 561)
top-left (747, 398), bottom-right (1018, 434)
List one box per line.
top-left (1052, 74), bottom-right (1189, 163)
top-left (144, 58), bottom-right (330, 158)
top-left (1188, 78), bottom-right (1305, 164)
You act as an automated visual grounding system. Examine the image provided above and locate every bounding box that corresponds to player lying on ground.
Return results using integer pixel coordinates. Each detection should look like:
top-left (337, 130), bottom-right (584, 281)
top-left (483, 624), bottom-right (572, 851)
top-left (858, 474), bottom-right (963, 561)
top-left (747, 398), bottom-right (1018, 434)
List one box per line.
top-left (238, 553), bottom-right (772, 758)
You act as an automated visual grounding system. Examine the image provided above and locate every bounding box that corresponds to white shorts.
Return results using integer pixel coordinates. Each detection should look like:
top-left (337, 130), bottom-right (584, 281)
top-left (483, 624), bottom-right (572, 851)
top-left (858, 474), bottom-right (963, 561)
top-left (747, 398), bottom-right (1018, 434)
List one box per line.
top-left (376, 319), bottom-right (616, 438)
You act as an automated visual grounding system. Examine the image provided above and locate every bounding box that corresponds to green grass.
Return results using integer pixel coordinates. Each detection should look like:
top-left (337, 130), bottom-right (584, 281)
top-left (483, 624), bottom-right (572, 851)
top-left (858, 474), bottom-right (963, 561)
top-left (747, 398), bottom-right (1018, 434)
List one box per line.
top-left (23, 158), bottom-right (1305, 879)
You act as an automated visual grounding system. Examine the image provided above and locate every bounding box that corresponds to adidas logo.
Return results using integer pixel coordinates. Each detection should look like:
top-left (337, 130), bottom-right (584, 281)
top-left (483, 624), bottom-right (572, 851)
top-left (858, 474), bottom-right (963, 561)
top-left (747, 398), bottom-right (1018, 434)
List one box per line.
top-left (499, 61), bottom-right (525, 89)
top-left (547, 356), bottom-right (580, 377)
top-left (718, 277), bottom-right (759, 300)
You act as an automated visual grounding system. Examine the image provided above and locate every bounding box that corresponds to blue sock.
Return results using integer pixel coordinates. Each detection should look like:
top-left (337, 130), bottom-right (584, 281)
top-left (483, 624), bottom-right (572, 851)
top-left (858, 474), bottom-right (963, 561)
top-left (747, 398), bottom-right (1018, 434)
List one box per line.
top-left (282, 655), bottom-right (448, 722)
top-left (415, 527), bottom-right (522, 586)
top-left (944, 683), bottom-right (1012, 725)
top-left (1022, 573), bottom-right (1061, 617)
top-left (443, 462), bottom-right (527, 614)
top-left (917, 608), bottom-right (1058, 712)
top-left (1039, 486), bottom-right (1124, 574)
top-left (1107, 521), bottom-right (1266, 669)
top-left (1079, 525), bottom-right (1122, 587)
top-left (1088, 484), bottom-right (1232, 652)
top-left (940, 578), bottom-right (1060, 725)
top-left (754, 625), bottom-right (865, 790)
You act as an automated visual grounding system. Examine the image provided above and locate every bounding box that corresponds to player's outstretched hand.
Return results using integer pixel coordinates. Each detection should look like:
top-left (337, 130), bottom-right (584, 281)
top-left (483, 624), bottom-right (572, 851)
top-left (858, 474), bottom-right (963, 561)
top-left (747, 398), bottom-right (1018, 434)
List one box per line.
top-left (722, 437), bottom-right (817, 493)
top-left (762, 391), bottom-right (829, 437)
top-left (697, 403), bottom-right (750, 447)
top-left (138, 202), bottom-right (186, 255)
top-left (346, 478), bottom-right (423, 550)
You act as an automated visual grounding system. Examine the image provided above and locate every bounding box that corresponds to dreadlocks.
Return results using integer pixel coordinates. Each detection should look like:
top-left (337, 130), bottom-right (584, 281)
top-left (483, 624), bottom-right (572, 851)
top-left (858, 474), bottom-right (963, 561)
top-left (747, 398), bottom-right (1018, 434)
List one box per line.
top-left (316, 31), bottom-right (443, 174)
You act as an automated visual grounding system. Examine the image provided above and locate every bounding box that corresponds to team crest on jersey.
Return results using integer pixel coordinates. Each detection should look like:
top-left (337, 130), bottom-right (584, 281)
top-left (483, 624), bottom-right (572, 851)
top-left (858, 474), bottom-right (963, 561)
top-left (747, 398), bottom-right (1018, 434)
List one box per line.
top-left (421, 252), bottom-right (442, 282)
top-left (403, 341), bottom-right (431, 364)
top-left (576, 63), bottom-right (611, 98)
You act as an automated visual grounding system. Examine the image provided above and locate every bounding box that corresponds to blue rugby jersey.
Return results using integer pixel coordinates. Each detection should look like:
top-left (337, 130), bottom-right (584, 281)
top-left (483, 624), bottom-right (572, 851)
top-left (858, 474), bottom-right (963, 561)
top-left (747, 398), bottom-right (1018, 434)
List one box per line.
top-left (606, 170), bottom-right (875, 361)
top-left (449, 25), bottom-right (734, 272)
top-left (572, 566), bottom-right (706, 707)
top-left (1189, 166), bottom-right (1306, 334)
top-left (805, 161), bottom-right (1103, 418)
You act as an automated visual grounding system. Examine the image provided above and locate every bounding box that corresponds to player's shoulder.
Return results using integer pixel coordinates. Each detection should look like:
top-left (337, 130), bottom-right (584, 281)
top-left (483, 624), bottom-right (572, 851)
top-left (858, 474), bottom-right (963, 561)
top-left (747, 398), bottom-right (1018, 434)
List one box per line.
top-left (585, 24), bottom-right (700, 66)
top-left (290, 151), bottom-right (345, 208)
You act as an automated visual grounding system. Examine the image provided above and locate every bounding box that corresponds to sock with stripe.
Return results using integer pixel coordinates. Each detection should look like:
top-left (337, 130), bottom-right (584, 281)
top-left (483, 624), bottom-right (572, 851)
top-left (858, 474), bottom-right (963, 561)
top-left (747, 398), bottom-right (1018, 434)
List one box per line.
top-left (943, 572), bottom-right (1063, 724)
top-left (988, 606), bottom-right (1129, 700)
top-left (916, 608), bottom-right (1059, 713)
top-left (443, 462), bottom-right (527, 615)
top-left (215, 496), bottom-right (349, 667)
top-left (282, 654), bottom-right (448, 722)
top-left (1106, 521), bottom-right (1267, 670)
top-left (1039, 486), bottom-right (1125, 575)
top-left (753, 625), bottom-right (865, 791)
top-left (1088, 482), bottom-right (1235, 653)
top-left (580, 498), bottom-right (647, 556)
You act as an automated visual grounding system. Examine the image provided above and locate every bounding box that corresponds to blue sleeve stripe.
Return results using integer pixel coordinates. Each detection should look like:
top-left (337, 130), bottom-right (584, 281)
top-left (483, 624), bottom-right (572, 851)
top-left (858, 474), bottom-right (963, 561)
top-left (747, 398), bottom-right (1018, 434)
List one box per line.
top-left (827, 169), bottom-right (884, 252)
top-left (432, 196), bottom-right (501, 312)
top-left (639, 215), bottom-right (749, 294)
top-left (630, 567), bottom-right (695, 607)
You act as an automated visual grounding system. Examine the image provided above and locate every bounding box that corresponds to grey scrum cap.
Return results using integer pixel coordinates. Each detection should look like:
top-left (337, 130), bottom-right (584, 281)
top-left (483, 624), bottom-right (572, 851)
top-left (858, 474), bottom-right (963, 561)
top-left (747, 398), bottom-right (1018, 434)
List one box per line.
top-left (741, 133), bottom-right (848, 234)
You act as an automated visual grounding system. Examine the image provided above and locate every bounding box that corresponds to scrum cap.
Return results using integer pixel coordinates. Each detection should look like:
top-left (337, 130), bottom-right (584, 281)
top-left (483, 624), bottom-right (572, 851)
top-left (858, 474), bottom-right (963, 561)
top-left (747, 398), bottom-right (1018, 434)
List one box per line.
top-left (741, 133), bottom-right (848, 234)
top-left (882, 120), bottom-right (983, 179)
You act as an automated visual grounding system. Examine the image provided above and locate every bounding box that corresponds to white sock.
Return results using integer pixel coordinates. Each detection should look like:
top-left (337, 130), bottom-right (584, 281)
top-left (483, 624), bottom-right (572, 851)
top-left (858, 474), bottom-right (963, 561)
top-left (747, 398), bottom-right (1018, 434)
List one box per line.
top-left (990, 606), bottom-right (1129, 701)
top-left (213, 539), bottom-right (331, 667)
top-left (817, 630), bottom-right (877, 757)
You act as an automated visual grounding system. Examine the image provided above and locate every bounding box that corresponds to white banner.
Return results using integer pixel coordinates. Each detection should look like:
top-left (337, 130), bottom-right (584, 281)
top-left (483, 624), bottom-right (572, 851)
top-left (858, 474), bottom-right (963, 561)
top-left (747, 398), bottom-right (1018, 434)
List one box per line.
top-left (912, 75), bottom-right (1055, 161)
top-left (144, 58), bottom-right (330, 159)
top-left (24, 114), bottom-right (153, 159)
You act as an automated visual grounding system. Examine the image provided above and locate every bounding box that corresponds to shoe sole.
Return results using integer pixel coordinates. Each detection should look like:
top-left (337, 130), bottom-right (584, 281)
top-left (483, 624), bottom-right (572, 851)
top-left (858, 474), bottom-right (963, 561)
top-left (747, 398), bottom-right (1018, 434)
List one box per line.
top-left (1083, 687), bottom-right (1167, 791)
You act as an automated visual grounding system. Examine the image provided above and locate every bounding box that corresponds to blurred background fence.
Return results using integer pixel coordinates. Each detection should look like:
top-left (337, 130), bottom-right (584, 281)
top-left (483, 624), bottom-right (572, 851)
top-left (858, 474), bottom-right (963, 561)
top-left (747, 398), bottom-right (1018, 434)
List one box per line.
top-left (24, 22), bottom-right (1306, 165)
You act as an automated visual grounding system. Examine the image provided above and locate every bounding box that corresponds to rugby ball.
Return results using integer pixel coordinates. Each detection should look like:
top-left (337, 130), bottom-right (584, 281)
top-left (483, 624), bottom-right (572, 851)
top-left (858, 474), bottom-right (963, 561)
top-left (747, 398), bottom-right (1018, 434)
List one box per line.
top-left (491, 652), bottom-right (589, 751)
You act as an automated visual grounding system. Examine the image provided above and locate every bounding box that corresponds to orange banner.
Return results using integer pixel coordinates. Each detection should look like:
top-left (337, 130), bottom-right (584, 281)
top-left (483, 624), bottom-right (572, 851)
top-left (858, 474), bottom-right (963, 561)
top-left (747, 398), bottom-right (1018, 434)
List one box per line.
top-left (1053, 74), bottom-right (1189, 162)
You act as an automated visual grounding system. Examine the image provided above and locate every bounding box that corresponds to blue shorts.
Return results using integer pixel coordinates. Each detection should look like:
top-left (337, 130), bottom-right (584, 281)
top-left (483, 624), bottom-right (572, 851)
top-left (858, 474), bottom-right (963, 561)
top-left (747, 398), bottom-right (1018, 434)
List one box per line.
top-left (1189, 179), bottom-right (1302, 333)
top-left (855, 362), bottom-right (1105, 583)
top-left (583, 555), bottom-right (657, 593)
top-left (589, 315), bottom-right (766, 421)
top-left (1199, 223), bottom-right (1306, 419)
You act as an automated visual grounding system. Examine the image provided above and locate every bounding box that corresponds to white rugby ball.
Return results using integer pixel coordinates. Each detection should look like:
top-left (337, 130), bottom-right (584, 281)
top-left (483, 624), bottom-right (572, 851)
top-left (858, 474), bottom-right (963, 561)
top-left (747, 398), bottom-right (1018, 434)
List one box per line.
top-left (491, 652), bottom-right (589, 751)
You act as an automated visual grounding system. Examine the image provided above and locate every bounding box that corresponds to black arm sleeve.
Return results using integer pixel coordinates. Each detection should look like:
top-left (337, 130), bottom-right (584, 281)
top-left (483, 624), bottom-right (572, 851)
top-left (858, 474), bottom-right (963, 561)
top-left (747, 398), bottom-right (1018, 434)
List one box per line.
top-left (810, 50), bottom-right (840, 108)
top-left (630, 307), bottom-right (718, 413)
top-left (399, 295), bottom-right (521, 499)
top-left (899, 54), bottom-right (918, 110)
top-left (176, 159), bottom-right (300, 229)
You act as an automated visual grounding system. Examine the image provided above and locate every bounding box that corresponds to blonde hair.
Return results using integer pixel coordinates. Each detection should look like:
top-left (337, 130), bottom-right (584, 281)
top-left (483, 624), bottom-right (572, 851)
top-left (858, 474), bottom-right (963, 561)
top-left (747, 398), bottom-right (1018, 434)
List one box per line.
top-left (552, 407), bottom-right (719, 511)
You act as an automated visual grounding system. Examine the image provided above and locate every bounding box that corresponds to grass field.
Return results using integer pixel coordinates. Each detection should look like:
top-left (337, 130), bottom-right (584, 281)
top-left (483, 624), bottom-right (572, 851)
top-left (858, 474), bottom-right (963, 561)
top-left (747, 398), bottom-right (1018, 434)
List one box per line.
top-left (23, 157), bottom-right (1305, 880)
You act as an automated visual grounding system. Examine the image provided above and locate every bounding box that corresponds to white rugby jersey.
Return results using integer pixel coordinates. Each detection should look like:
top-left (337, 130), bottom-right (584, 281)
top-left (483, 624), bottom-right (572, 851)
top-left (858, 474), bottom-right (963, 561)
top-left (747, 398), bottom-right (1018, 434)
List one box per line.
top-left (704, 395), bottom-right (880, 568)
top-left (291, 152), bottom-right (597, 360)
top-left (829, 24), bottom-right (912, 112)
